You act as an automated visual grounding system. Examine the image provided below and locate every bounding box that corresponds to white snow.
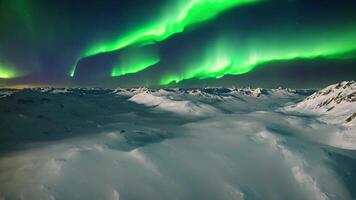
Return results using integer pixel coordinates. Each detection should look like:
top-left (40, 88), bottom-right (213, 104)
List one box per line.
top-left (50, 88), bottom-right (70, 94)
top-left (129, 90), bottom-right (218, 116)
top-left (0, 82), bottom-right (355, 199)
top-left (287, 81), bottom-right (356, 126)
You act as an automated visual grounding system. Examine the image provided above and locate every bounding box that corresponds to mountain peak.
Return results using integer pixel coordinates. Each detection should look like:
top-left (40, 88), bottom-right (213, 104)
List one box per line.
top-left (288, 81), bottom-right (356, 126)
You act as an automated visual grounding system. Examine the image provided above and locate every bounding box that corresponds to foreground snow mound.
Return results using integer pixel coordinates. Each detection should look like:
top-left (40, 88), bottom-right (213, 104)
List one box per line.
top-left (287, 81), bottom-right (356, 126)
top-left (129, 91), bottom-right (218, 116)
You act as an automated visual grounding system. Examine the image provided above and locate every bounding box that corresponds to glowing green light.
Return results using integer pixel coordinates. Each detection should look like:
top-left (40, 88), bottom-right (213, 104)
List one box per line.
top-left (160, 25), bottom-right (356, 85)
top-left (83, 0), bottom-right (260, 57)
top-left (112, 57), bottom-right (160, 77)
top-left (111, 46), bottom-right (160, 77)
top-left (69, 66), bottom-right (76, 77)
top-left (0, 64), bottom-right (17, 79)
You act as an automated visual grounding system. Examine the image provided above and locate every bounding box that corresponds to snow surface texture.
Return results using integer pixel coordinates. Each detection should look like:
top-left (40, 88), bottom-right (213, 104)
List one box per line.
top-left (287, 81), bottom-right (356, 126)
top-left (128, 90), bottom-right (218, 116)
top-left (285, 81), bottom-right (356, 150)
top-left (0, 82), bottom-right (355, 200)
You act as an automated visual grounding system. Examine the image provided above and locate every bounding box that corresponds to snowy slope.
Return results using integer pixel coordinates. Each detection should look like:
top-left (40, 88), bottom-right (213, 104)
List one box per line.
top-left (287, 81), bottom-right (356, 126)
top-left (129, 90), bottom-right (219, 116)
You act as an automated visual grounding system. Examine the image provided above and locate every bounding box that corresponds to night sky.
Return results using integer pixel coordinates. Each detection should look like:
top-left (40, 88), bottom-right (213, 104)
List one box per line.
top-left (0, 0), bottom-right (355, 88)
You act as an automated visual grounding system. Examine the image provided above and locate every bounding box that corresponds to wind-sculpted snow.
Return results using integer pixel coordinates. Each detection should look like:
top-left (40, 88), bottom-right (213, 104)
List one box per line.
top-left (0, 84), bottom-right (355, 200)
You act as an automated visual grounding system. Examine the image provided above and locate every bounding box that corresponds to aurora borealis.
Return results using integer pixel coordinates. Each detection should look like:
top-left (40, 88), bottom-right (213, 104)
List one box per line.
top-left (81, 0), bottom-right (259, 57)
top-left (2, 1), bottom-right (356, 198)
top-left (160, 25), bottom-right (356, 85)
top-left (0, 0), bottom-right (355, 87)
top-left (111, 46), bottom-right (160, 77)
top-left (0, 63), bottom-right (17, 79)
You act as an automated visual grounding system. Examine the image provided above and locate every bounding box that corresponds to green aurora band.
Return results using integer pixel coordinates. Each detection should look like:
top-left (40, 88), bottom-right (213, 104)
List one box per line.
top-left (160, 25), bottom-right (356, 85)
top-left (72, 0), bottom-right (356, 84)
top-left (112, 46), bottom-right (160, 77)
top-left (69, 66), bottom-right (76, 77)
top-left (0, 64), bottom-right (17, 79)
top-left (69, 61), bottom-right (78, 77)
top-left (73, 0), bottom-right (260, 77)
top-left (82, 0), bottom-right (259, 57)
top-left (112, 56), bottom-right (160, 77)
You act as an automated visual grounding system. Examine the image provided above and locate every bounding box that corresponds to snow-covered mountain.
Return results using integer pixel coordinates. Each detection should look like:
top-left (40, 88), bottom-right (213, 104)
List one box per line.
top-left (287, 81), bottom-right (356, 126)
top-left (111, 87), bottom-right (313, 115)
top-left (111, 87), bottom-right (312, 98)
